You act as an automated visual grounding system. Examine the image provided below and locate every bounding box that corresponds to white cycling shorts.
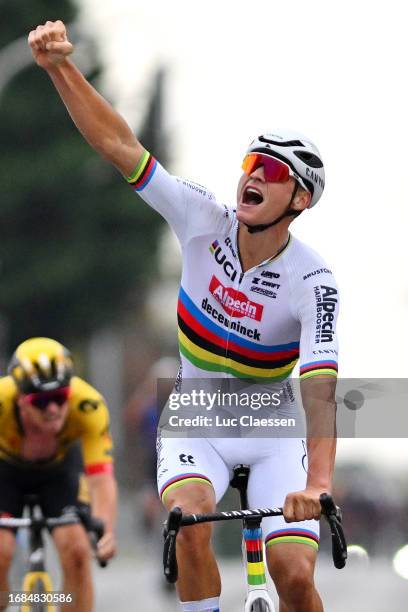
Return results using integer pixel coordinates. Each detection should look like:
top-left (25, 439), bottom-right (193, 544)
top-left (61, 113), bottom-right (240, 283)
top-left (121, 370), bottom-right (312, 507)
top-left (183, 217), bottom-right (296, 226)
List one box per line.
top-left (157, 435), bottom-right (319, 550)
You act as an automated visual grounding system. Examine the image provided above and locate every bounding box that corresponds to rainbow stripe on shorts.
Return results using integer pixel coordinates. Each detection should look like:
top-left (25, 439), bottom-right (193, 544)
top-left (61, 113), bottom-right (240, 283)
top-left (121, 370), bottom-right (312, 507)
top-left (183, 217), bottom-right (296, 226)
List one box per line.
top-left (266, 528), bottom-right (319, 550)
top-left (159, 473), bottom-right (213, 502)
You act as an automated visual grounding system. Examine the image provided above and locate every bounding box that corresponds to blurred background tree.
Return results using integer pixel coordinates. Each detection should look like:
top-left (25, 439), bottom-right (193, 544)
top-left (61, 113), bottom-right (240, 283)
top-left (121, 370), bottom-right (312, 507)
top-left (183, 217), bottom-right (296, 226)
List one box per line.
top-left (0, 0), bottom-right (167, 353)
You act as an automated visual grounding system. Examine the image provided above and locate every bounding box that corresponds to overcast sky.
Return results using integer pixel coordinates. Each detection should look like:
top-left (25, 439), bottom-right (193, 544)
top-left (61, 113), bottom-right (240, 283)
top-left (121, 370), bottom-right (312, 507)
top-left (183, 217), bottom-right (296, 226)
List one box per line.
top-left (78, 0), bottom-right (407, 469)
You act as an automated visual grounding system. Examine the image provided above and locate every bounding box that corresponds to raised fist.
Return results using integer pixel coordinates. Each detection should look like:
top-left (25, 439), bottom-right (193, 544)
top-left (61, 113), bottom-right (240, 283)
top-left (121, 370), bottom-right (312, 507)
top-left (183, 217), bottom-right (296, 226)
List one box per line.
top-left (28, 20), bottom-right (73, 70)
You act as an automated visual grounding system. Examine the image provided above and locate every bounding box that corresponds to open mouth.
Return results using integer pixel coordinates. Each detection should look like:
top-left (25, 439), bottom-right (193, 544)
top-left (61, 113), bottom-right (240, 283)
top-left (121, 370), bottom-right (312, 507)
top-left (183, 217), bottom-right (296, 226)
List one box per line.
top-left (242, 186), bottom-right (264, 206)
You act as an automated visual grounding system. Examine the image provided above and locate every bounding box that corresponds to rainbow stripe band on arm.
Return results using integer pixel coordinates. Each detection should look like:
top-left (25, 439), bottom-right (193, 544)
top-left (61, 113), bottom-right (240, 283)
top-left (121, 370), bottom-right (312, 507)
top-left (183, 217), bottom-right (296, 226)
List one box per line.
top-left (127, 150), bottom-right (158, 191)
top-left (299, 360), bottom-right (338, 379)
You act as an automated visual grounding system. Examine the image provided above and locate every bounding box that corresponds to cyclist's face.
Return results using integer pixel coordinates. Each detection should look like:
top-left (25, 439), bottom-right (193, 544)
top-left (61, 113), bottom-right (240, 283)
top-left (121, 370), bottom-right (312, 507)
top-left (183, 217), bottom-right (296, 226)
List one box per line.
top-left (19, 396), bottom-right (69, 432)
top-left (236, 164), bottom-right (308, 226)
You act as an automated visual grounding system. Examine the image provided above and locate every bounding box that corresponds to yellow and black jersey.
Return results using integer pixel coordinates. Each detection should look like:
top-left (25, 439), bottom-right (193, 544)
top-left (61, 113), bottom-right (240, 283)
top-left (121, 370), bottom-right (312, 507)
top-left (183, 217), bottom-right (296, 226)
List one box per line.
top-left (0, 376), bottom-right (113, 475)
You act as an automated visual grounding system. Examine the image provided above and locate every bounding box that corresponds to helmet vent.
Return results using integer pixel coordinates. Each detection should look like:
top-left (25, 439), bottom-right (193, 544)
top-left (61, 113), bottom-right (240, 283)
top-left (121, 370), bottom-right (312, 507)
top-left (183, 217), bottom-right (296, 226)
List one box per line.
top-left (32, 360), bottom-right (40, 374)
top-left (259, 135), bottom-right (304, 147)
top-left (293, 151), bottom-right (323, 168)
top-left (50, 358), bottom-right (57, 378)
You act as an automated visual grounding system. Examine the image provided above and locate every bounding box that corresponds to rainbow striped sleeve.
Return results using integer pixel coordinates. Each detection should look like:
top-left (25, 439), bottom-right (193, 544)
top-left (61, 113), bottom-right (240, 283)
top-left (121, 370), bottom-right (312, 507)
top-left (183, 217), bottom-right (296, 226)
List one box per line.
top-left (299, 360), bottom-right (338, 379)
top-left (127, 150), bottom-right (158, 191)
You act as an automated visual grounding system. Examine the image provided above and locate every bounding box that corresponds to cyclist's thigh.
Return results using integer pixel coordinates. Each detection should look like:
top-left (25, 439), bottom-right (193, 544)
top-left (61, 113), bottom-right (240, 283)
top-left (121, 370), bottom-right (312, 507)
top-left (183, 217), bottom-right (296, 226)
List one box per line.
top-left (247, 438), bottom-right (319, 550)
top-left (157, 433), bottom-right (230, 508)
top-left (0, 528), bottom-right (16, 571)
top-left (0, 462), bottom-right (20, 572)
top-left (52, 522), bottom-right (91, 560)
top-left (266, 540), bottom-right (318, 590)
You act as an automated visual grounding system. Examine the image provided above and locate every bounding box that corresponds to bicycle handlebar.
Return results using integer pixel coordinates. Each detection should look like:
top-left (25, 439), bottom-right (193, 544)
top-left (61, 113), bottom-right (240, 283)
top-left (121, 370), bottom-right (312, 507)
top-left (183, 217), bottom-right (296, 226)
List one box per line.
top-left (163, 493), bottom-right (347, 582)
top-left (181, 506), bottom-right (283, 526)
top-left (0, 511), bottom-right (80, 530)
top-left (0, 508), bottom-right (108, 568)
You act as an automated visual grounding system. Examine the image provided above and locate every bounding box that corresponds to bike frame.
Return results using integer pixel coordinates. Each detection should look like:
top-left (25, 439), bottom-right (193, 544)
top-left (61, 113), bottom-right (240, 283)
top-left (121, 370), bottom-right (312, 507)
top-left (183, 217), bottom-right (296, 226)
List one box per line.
top-left (231, 465), bottom-right (276, 612)
top-left (21, 501), bottom-right (56, 612)
top-left (241, 521), bottom-right (275, 612)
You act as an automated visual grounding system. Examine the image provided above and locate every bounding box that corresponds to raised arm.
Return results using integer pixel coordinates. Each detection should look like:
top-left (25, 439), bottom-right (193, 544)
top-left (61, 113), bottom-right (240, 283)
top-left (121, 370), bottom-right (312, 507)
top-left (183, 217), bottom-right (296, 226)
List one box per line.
top-left (28, 20), bottom-right (143, 176)
top-left (28, 21), bottom-right (225, 245)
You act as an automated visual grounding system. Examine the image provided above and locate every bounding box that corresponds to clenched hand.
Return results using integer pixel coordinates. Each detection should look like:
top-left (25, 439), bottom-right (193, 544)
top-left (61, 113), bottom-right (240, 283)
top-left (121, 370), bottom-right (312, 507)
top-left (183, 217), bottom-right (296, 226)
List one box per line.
top-left (28, 20), bottom-right (73, 70)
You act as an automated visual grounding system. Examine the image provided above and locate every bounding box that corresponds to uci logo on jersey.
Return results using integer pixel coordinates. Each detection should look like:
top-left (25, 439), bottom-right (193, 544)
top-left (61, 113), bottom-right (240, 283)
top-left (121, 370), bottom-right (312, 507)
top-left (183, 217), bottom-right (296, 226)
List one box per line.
top-left (209, 240), bottom-right (243, 282)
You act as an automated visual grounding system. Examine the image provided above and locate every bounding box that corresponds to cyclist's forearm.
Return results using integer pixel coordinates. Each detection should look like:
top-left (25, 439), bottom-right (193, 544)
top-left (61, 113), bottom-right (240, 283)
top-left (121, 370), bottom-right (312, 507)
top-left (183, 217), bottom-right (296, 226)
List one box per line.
top-left (300, 375), bottom-right (337, 490)
top-left (88, 473), bottom-right (118, 533)
top-left (46, 59), bottom-right (143, 176)
top-left (306, 436), bottom-right (336, 490)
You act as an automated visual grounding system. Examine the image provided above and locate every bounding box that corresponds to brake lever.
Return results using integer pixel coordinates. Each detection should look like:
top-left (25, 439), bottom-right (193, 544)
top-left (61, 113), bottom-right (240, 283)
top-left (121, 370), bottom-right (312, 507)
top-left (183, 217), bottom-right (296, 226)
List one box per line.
top-left (320, 493), bottom-right (348, 569)
top-left (163, 507), bottom-right (183, 583)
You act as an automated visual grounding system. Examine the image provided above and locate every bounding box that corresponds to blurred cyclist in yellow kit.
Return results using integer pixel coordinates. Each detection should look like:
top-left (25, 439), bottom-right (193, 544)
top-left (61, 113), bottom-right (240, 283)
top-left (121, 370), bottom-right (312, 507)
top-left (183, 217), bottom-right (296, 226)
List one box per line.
top-left (0, 337), bottom-right (118, 612)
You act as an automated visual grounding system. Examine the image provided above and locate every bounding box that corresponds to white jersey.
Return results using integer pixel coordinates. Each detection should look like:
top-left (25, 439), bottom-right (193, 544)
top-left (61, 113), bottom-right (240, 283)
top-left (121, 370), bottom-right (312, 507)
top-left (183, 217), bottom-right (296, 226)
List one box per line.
top-left (128, 151), bottom-right (337, 546)
top-left (127, 151), bottom-right (339, 383)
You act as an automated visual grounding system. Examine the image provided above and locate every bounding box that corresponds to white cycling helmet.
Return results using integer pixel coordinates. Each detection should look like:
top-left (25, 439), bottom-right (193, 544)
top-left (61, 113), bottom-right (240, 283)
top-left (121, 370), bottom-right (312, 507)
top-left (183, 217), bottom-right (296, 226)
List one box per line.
top-left (245, 129), bottom-right (325, 207)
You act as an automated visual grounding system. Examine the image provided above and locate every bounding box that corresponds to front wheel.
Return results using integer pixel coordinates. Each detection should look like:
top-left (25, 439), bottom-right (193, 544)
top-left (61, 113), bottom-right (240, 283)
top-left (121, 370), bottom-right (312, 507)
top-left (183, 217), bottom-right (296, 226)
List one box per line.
top-left (32, 579), bottom-right (47, 612)
top-left (251, 599), bottom-right (271, 612)
top-left (251, 598), bottom-right (271, 612)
